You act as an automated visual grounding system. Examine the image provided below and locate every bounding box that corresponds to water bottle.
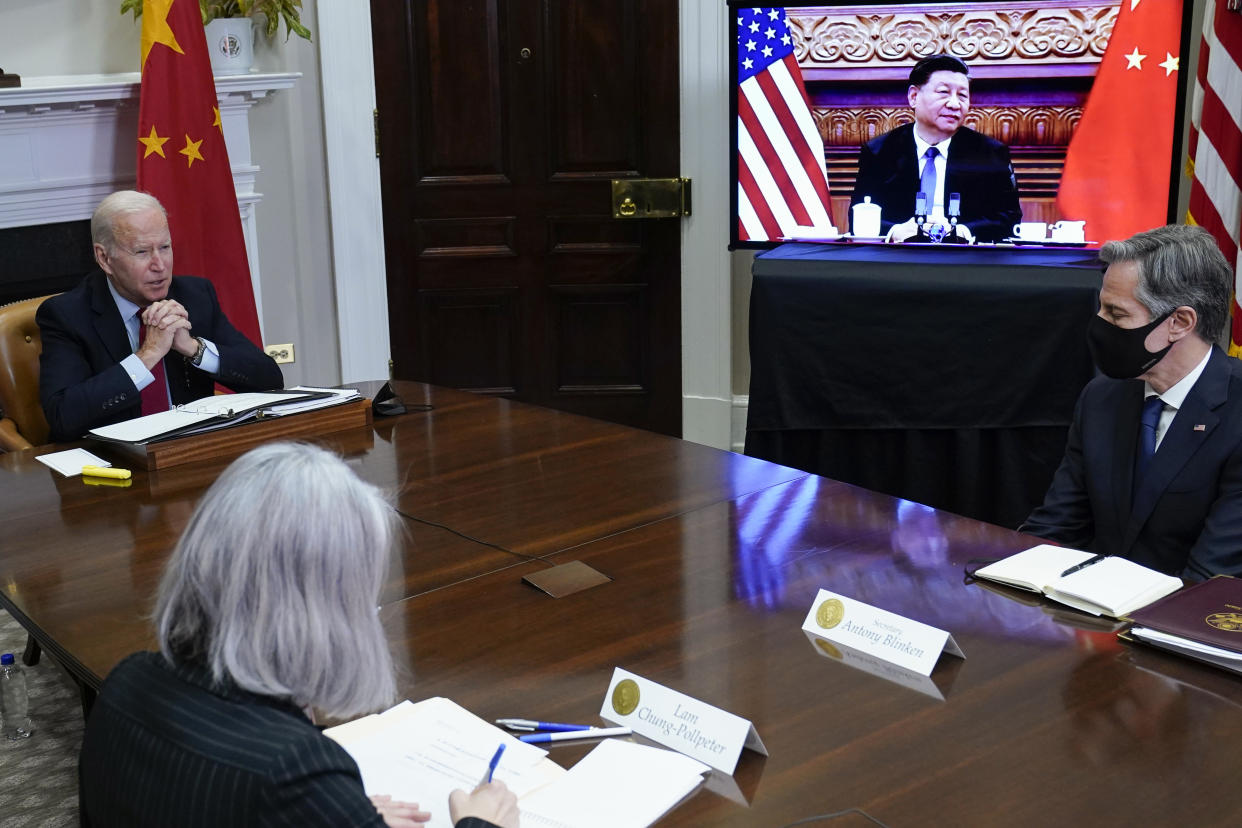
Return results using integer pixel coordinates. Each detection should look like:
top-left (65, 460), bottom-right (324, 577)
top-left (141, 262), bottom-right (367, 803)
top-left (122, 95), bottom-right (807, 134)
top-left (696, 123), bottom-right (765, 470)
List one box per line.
top-left (0, 653), bottom-right (32, 739)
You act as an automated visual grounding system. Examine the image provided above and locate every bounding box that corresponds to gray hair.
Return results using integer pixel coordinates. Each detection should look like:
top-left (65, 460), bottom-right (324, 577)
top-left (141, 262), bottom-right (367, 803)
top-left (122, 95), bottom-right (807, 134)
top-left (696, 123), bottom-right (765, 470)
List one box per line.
top-left (1099, 224), bottom-right (1233, 344)
top-left (155, 442), bottom-right (398, 718)
top-left (91, 190), bottom-right (167, 252)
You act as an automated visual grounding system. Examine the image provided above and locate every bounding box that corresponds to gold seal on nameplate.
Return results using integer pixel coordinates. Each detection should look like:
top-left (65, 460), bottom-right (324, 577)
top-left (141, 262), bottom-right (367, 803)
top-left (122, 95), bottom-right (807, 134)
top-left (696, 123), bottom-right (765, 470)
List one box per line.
top-left (1206, 612), bottom-right (1242, 632)
top-left (612, 679), bottom-right (640, 716)
top-left (816, 598), bottom-right (845, 630)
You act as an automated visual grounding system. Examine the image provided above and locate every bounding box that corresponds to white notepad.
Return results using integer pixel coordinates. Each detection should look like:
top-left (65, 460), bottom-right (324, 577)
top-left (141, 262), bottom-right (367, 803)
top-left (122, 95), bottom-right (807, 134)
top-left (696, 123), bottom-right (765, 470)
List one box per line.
top-left (974, 544), bottom-right (1181, 618)
top-left (519, 738), bottom-right (709, 828)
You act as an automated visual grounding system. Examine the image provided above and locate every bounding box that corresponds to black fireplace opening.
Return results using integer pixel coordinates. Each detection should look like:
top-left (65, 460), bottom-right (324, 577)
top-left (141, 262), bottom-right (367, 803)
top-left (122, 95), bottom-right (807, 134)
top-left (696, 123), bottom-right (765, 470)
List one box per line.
top-left (0, 220), bottom-right (95, 305)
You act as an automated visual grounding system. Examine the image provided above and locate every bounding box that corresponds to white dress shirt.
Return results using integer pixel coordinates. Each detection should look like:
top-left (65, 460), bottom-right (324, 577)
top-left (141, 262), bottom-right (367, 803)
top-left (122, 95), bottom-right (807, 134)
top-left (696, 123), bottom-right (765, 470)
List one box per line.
top-left (1144, 347), bottom-right (1213, 450)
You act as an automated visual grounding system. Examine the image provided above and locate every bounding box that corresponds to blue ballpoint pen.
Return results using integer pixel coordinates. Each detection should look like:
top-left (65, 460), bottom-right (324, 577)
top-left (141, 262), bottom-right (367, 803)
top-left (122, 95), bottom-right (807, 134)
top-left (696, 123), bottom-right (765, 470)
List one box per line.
top-left (483, 743), bottom-right (505, 785)
top-left (495, 718), bottom-right (595, 732)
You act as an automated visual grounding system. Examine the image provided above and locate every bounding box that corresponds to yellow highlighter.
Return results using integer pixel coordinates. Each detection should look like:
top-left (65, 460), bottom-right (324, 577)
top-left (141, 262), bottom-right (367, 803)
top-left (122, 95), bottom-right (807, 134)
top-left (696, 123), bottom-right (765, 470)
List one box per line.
top-left (81, 465), bottom-right (132, 480)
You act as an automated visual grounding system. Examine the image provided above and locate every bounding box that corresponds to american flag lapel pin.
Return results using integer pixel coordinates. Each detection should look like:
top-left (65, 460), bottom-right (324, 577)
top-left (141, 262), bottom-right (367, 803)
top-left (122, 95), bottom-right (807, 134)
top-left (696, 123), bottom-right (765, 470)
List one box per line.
top-left (1194, 424), bottom-right (1207, 431)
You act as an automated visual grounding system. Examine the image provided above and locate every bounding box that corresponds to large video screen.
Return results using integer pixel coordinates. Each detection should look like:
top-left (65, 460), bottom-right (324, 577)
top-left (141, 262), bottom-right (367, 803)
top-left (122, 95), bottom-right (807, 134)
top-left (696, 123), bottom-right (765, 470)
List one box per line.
top-left (730, 1), bottom-right (1191, 248)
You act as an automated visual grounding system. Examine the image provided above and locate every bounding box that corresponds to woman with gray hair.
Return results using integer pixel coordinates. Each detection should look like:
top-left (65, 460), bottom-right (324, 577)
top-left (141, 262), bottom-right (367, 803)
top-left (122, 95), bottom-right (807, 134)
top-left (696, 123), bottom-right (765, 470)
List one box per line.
top-left (78, 442), bottom-right (517, 828)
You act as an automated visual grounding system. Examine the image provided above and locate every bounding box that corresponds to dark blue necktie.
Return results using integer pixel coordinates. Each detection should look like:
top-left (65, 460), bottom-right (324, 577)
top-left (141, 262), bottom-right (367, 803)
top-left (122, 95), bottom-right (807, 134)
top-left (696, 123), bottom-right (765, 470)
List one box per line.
top-left (919, 147), bottom-right (939, 210)
top-left (1137, 395), bottom-right (1164, 481)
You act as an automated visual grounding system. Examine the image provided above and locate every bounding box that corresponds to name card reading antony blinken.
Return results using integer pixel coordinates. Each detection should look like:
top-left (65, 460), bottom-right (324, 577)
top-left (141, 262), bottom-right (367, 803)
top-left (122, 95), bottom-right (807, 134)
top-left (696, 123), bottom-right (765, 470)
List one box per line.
top-left (802, 589), bottom-right (964, 676)
top-left (600, 668), bottom-right (767, 774)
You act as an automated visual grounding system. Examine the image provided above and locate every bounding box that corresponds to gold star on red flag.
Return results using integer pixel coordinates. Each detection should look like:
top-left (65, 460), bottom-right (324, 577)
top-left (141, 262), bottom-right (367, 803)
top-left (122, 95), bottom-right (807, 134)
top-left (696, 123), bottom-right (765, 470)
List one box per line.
top-left (179, 135), bottom-right (205, 167)
top-left (139, 125), bottom-right (170, 159)
top-left (141, 0), bottom-right (184, 71)
top-left (213, 106), bottom-right (223, 133)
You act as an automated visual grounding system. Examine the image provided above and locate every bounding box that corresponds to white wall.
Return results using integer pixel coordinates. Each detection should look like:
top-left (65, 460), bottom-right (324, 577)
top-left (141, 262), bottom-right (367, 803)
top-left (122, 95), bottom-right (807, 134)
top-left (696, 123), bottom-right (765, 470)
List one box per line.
top-left (0, 2), bottom-right (137, 75)
top-left (247, 7), bottom-right (339, 387)
top-left (680, 0), bottom-right (734, 449)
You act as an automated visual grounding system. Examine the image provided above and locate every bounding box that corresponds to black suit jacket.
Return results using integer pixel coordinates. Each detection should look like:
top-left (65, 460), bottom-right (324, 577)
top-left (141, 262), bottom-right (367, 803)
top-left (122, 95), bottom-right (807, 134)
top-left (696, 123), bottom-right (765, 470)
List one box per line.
top-left (37, 269), bottom-right (283, 442)
top-left (1021, 347), bottom-right (1242, 578)
top-left (80, 652), bottom-right (501, 828)
top-left (849, 123), bottom-right (1022, 242)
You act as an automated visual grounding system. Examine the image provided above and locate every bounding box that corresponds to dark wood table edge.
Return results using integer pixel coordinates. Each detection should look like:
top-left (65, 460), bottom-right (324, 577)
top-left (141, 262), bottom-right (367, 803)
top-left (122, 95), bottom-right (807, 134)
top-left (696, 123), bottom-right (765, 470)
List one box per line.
top-left (0, 590), bottom-right (101, 715)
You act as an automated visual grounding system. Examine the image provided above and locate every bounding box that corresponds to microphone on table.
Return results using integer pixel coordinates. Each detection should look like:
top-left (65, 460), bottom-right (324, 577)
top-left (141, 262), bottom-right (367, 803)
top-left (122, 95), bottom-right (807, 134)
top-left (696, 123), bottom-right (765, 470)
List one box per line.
top-left (944, 192), bottom-right (967, 244)
top-left (913, 191), bottom-right (930, 241)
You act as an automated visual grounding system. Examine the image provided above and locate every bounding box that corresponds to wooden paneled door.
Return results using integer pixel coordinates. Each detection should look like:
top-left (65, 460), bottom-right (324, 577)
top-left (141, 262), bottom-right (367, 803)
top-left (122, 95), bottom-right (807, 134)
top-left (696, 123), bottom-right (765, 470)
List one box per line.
top-left (370, 1), bottom-right (682, 436)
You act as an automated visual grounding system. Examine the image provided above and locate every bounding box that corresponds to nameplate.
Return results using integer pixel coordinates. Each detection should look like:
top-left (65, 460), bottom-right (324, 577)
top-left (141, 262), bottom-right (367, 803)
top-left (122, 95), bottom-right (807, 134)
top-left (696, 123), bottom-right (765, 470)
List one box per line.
top-left (801, 589), bottom-right (964, 676)
top-left (599, 667), bottom-right (767, 774)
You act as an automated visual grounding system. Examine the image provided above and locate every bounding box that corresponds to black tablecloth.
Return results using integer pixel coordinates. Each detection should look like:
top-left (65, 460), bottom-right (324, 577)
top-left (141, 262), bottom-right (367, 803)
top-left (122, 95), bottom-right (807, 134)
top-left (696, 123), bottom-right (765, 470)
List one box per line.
top-left (744, 242), bottom-right (1103, 527)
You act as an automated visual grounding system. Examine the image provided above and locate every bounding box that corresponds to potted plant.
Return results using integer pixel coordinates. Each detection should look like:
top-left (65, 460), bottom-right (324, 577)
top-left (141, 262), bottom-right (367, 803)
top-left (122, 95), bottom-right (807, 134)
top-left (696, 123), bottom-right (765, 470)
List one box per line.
top-left (120, 0), bottom-right (312, 75)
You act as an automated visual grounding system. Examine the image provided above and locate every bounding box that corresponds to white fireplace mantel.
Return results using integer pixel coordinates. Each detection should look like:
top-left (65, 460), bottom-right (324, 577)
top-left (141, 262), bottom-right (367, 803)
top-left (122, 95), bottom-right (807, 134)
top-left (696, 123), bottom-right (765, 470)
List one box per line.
top-left (0, 72), bottom-right (298, 327)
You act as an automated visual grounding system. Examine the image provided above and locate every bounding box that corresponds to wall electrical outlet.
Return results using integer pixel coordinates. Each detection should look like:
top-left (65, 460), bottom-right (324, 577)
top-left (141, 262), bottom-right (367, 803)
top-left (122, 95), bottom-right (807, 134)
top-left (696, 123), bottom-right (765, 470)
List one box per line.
top-left (265, 343), bottom-right (295, 364)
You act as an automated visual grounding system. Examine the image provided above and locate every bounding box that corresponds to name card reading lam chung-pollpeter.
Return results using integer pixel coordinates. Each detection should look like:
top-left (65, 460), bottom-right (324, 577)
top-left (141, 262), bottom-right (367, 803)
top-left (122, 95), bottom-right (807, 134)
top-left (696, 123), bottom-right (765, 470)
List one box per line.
top-left (600, 668), bottom-right (767, 774)
top-left (802, 589), bottom-right (964, 676)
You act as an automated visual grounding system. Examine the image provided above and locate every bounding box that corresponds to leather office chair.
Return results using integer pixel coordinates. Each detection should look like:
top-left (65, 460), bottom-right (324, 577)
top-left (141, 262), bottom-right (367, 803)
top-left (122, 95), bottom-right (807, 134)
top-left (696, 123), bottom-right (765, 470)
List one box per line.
top-left (0, 295), bottom-right (54, 452)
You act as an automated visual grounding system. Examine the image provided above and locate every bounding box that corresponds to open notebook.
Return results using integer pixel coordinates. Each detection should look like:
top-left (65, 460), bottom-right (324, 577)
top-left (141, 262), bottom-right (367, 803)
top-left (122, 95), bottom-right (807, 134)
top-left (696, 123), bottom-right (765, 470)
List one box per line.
top-left (973, 544), bottom-right (1182, 619)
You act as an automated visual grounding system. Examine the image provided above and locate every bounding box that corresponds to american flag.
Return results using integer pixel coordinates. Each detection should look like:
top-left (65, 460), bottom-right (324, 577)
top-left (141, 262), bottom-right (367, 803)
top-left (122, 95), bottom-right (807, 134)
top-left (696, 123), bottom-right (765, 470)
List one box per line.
top-left (736, 7), bottom-right (832, 241)
top-left (1186, 0), bottom-right (1242, 355)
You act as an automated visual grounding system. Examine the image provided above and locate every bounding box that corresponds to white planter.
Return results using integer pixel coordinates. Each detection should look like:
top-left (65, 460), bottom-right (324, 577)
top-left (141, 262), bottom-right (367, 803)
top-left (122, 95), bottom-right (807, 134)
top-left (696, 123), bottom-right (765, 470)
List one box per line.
top-left (204, 18), bottom-right (255, 76)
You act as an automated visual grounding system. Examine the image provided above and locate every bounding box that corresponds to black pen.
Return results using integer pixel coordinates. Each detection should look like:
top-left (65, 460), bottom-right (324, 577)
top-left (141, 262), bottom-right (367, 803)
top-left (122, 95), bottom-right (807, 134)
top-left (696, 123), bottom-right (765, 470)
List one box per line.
top-left (1060, 554), bottom-right (1107, 578)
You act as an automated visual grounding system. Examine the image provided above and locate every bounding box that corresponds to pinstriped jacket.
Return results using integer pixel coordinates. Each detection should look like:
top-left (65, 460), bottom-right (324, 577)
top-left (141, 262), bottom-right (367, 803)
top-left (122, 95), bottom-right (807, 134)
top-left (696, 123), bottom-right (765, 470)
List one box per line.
top-left (79, 652), bottom-right (499, 828)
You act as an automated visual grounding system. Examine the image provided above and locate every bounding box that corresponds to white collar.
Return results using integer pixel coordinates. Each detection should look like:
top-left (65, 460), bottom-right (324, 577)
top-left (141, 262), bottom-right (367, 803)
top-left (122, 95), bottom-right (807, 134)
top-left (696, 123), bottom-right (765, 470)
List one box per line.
top-left (913, 130), bottom-right (952, 161)
top-left (1145, 347), bottom-right (1213, 410)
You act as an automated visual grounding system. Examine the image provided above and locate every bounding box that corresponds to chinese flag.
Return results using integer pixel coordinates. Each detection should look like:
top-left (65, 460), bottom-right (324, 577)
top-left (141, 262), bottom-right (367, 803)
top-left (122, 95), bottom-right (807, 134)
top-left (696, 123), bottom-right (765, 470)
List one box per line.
top-left (1057, 0), bottom-right (1184, 246)
top-left (136, 0), bottom-right (262, 344)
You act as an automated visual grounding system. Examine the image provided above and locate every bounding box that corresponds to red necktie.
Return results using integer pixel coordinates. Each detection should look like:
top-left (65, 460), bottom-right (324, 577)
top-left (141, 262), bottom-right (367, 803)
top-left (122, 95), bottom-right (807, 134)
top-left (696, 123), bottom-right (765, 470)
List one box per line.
top-left (137, 318), bottom-right (170, 416)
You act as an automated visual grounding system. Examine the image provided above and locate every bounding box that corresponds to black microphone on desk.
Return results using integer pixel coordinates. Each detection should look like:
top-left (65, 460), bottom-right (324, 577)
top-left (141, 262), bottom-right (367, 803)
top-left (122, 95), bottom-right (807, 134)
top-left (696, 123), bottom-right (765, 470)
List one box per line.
top-left (372, 382), bottom-right (407, 416)
top-left (372, 359), bottom-right (408, 416)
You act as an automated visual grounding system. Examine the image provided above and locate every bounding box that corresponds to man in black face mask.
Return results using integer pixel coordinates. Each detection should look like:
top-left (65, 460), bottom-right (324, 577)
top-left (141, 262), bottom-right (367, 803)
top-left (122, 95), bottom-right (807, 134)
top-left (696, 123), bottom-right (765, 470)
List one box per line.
top-left (1021, 224), bottom-right (1242, 578)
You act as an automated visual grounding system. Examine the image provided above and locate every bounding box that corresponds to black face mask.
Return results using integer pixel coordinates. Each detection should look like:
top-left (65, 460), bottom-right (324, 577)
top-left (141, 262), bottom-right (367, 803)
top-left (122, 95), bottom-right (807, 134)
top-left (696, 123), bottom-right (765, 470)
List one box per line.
top-left (1086, 310), bottom-right (1174, 379)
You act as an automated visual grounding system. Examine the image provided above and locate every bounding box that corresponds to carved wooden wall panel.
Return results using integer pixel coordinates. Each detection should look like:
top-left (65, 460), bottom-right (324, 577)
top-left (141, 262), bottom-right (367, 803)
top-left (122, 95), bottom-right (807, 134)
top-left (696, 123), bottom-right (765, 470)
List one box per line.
top-left (545, 3), bottom-right (641, 179)
top-left (546, 217), bottom-right (648, 393)
top-left (815, 105), bottom-right (1083, 148)
top-left (413, 0), bottom-right (508, 185)
top-left (550, 284), bottom-right (647, 393)
top-left (418, 288), bottom-right (520, 395)
top-left (415, 217), bottom-right (518, 258)
top-left (788, 2), bottom-right (1117, 70)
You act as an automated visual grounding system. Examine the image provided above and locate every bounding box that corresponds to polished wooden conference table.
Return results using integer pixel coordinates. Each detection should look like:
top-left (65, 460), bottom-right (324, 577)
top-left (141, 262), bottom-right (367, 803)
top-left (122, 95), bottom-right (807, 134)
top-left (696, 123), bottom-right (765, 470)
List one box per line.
top-left (2, 381), bottom-right (1242, 826)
